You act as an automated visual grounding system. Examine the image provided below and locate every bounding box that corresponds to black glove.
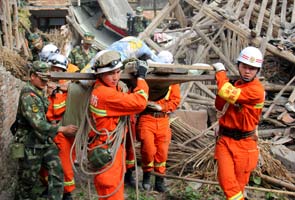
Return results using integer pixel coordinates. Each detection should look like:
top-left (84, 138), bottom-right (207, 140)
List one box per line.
top-left (136, 60), bottom-right (149, 79)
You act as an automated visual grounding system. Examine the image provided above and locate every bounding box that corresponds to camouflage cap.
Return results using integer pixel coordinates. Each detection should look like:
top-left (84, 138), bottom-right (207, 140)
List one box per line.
top-left (31, 61), bottom-right (50, 81)
top-left (136, 6), bottom-right (143, 15)
top-left (28, 33), bottom-right (42, 46)
top-left (83, 32), bottom-right (94, 44)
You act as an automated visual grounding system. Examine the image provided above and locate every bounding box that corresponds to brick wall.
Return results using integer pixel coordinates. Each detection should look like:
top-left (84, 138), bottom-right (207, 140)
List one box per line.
top-left (0, 66), bottom-right (24, 200)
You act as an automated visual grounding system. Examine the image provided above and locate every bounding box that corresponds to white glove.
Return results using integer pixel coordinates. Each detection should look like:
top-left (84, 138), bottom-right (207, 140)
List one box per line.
top-left (212, 62), bottom-right (226, 72)
top-left (147, 102), bottom-right (162, 111)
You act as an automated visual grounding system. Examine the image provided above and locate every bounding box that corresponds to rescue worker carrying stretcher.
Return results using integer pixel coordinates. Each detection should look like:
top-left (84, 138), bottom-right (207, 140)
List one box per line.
top-left (137, 50), bottom-right (181, 192)
top-left (213, 46), bottom-right (265, 200)
top-left (88, 50), bottom-right (149, 200)
top-left (46, 53), bottom-right (76, 200)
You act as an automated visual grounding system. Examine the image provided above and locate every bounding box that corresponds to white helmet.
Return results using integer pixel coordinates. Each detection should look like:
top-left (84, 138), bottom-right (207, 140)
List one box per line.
top-left (47, 53), bottom-right (68, 71)
top-left (237, 46), bottom-right (263, 68)
top-left (39, 44), bottom-right (60, 62)
top-left (157, 50), bottom-right (174, 64)
top-left (92, 50), bottom-right (123, 74)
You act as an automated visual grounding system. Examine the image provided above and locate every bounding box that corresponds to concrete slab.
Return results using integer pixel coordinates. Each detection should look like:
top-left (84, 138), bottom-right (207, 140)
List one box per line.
top-left (175, 109), bottom-right (208, 131)
top-left (271, 144), bottom-right (295, 172)
top-left (71, 5), bottom-right (122, 49)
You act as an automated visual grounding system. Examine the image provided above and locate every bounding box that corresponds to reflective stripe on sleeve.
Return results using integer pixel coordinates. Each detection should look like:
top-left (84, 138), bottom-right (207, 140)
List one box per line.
top-left (254, 102), bottom-right (264, 109)
top-left (89, 105), bottom-right (107, 117)
top-left (136, 89), bottom-right (148, 100)
top-left (53, 101), bottom-right (66, 109)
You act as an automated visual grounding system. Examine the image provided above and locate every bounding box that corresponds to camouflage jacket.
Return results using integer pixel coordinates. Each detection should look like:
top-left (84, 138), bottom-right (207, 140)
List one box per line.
top-left (30, 48), bottom-right (41, 62)
top-left (132, 16), bottom-right (149, 36)
top-left (68, 46), bottom-right (97, 70)
top-left (15, 82), bottom-right (59, 148)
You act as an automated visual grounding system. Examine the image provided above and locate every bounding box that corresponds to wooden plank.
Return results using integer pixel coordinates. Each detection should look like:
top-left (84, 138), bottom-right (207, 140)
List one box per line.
top-left (5, 0), bottom-right (13, 49)
top-left (1, 0), bottom-right (9, 48)
top-left (185, 0), bottom-right (295, 64)
top-left (234, 0), bottom-right (245, 18)
top-left (292, 0), bottom-right (295, 23)
top-left (144, 37), bottom-right (162, 53)
top-left (243, 0), bottom-right (256, 27)
top-left (195, 24), bottom-right (226, 64)
top-left (220, 31), bottom-right (229, 59)
top-left (206, 83), bottom-right (295, 92)
top-left (194, 81), bottom-right (216, 99)
top-left (12, 0), bottom-right (20, 49)
top-left (255, 0), bottom-right (268, 36)
top-left (139, 0), bottom-right (180, 40)
top-left (193, 25), bottom-right (238, 75)
top-left (49, 72), bottom-right (239, 82)
top-left (288, 87), bottom-right (295, 103)
top-left (263, 75), bottom-right (295, 119)
top-left (168, 0), bottom-right (188, 28)
top-left (225, 0), bottom-right (235, 10)
top-left (279, 0), bottom-right (287, 37)
top-left (261, 0), bottom-right (277, 55)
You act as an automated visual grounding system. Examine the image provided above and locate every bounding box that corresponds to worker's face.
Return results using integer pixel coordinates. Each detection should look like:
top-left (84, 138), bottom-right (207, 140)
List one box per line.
top-left (238, 62), bottom-right (259, 82)
top-left (34, 40), bottom-right (43, 50)
top-left (51, 66), bottom-right (64, 72)
top-left (31, 73), bottom-right (48, 90)
top-left (83, 43), bottom-right (92, 50)
top-left (101, 68), bottom-right (122, 88)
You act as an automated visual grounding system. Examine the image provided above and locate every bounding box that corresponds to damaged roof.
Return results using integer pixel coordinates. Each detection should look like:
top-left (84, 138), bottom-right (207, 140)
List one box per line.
top-left (97, 0), bottom-right (133, 30)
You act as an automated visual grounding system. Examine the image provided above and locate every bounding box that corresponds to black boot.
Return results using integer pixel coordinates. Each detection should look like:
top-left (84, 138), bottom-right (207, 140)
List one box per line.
top-left (155, 176), bottom-right (167, 193)
top-left (142, 172), bottom-right (151, 191)
top-left (125, 168), bottom-right (136, 187)
top-left (62, 192), bottom-right (73, 200)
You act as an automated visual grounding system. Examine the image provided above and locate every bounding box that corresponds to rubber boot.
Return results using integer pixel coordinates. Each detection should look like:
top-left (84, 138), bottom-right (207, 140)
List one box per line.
top-left (125, 168), bottom-right (136, 187)
top-left (142, 172), bottom-right (151, 191)
top-left (155, 176), bottom-right (167, 193)
top-left (62, 192), bottom-right (73, 200)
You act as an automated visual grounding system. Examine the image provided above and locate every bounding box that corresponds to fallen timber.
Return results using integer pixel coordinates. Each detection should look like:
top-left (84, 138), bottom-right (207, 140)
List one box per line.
top-left (49, 63), bottom-right (231, 85)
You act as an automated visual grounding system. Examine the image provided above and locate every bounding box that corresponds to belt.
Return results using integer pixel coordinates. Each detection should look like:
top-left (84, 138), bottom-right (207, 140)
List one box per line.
top-left (219, 126), bottom-right (255, 140)
top-left (141, 111), bottom-right (168, 118)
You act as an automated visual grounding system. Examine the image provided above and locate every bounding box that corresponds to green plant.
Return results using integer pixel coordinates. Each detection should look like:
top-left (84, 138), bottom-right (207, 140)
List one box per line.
top-left (184, 186), bottom-right (201, 200)
top-left (125, 187), bottom-right (155, 200)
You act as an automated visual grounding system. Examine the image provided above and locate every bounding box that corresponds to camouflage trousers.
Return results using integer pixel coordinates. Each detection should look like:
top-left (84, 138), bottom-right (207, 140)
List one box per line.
top-left (15, 144), bottom-right (64, 200)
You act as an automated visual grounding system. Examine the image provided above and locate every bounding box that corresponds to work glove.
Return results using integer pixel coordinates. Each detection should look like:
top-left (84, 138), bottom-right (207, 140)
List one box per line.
top-left (212, 62), bottom-right (226, 72)
top-left (147, 101), bottom-right (162, 111)
top-left (136, 60), bottom-right (149, 79)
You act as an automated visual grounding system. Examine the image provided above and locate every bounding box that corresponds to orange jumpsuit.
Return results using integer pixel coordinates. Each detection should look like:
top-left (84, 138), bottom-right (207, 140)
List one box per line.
top-left (138, 84), bottom-right (181, 174)
top-left (89, 78), bottom-right (148, 200)
top-left (214, 71), bottom-right (264, 200)
top-left (45, 84), bottom-right (76, 193)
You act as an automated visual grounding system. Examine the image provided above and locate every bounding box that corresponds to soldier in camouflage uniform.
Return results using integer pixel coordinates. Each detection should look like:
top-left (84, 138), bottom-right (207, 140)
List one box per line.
top-left (68, 32), bottom-right (97, 70)
top-left (128, 7), bottom-right (149, 36)
top-left (14, 61), bottom-right (78, 200)
top-left (27, 33), bottom-right (46, 61)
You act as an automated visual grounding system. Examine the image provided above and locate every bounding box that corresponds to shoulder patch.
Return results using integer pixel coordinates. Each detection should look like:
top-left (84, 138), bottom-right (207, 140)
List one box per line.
top-left (32, 104), bottom-right (39, 112)
top-left (30, 92), bottom-right (36, 97)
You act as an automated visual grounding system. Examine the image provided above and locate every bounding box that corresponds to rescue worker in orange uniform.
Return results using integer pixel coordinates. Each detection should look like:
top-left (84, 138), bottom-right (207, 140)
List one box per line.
top-left (88, 50), bottom-right (149, 200)
top-left (213, 46), bottom-right (265, 200)
top-left (45, 53), bottom-right (77, 200)
top-left (137, 51), bottom-right (181, 192)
